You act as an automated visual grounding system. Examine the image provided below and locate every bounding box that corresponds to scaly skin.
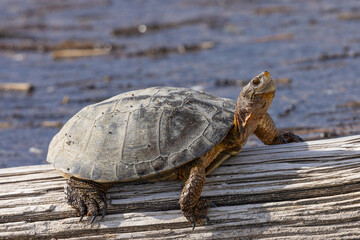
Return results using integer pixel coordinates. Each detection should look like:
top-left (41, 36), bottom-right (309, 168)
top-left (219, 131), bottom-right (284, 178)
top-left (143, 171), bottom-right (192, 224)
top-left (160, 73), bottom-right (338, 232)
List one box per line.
top-left (65, 177), bottom-right (112, 223)
top-left (177, 71), bottom-right (303, 228)
top-left (254, 113), bottom-right (303, 144)
top-left (65, 71), bottom-right (303, 226)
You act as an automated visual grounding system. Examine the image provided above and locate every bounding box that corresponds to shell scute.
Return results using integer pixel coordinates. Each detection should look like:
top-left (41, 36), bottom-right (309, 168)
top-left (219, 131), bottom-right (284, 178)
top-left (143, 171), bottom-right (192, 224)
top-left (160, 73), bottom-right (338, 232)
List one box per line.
top-left (47, 87), bottom-right (235, 182)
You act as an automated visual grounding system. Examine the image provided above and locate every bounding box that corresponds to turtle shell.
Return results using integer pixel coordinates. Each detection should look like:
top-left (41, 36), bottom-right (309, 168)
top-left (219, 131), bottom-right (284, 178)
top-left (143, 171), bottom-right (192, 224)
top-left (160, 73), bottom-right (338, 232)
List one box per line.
top-left (47, 87), bottom-right (236, 182)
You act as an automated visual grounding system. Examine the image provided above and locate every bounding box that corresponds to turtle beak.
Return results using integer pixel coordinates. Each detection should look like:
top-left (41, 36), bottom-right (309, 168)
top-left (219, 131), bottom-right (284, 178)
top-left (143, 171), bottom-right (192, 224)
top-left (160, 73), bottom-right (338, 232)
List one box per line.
top-left (254, 71), bottom-right (275, 94)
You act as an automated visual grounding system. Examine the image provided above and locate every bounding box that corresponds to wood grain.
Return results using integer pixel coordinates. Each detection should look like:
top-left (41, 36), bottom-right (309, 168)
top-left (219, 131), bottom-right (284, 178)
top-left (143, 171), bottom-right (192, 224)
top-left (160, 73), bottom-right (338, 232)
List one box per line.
top-left (1, 135), bottom-right (360, 239)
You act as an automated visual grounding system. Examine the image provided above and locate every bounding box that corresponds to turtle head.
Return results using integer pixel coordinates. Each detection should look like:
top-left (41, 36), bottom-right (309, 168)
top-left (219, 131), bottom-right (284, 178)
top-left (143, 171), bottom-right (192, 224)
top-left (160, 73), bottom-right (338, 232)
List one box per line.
top-left (234, 71), bottom-right (275, 128)
top-left (240, 71), bottom-right (275, 100)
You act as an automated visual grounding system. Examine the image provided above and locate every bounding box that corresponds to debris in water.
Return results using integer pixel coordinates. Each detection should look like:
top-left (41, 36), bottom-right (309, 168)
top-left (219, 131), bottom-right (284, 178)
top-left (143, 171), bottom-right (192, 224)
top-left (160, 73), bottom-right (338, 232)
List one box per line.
top-left (253, 33), bottom-right (293, 43)
top-left (0, 83), bottom-right (34, 93)
top-left (337, 12), bottom-right (360, 21)
top-left (52, 48), bottom-right (111, 60)
top-left (278, 104), bottom-right (296, 118)
top-left (41, 121), bottom-right (63, 128)
top-left (254, 6), bottom-right (292, 15)
top-left (215, 77), bottom-right (291, 87)
top-left (337, 101), bottom-right (360, 109)
top-left (29, 147), bottom-right (43, 155)
top-left (126, 41), bottom-right (214, 58)
top-left (62, 96), bottom-right (70, 104)
top-left (0, 122), bottom-right (11, 129)
top-left (112, 17), bottom-right (222, 36)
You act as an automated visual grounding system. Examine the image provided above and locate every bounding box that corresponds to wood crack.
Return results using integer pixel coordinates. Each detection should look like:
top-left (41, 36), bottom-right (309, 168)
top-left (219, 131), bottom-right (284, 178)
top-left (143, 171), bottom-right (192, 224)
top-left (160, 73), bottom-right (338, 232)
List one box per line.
top-left (1, 135), bottom-right (360, 239)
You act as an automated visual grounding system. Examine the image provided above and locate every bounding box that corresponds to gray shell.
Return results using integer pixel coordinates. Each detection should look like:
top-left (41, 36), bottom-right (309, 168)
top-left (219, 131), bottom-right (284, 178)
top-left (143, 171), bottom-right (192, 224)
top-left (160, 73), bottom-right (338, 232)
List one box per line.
top-left (47, 87), bottom-right (236, 182)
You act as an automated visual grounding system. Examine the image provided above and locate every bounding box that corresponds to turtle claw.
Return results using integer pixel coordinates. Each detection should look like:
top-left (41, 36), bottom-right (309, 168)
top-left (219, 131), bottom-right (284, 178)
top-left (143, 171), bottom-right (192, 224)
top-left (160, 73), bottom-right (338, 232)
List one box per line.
top-left (90, 214), bottom-right (98, 224)
top-left (65, 178), bottom-right (109, 224)
top-left (182, 198), bottom-right (210, 229)
top-left (192, 222), bottom-right (196, 231)
top-left (99, 192), bottom-right (107, 221)
top-left (209, 201), bottom-right (217, 208)
top-left (272, 131), bottom-right (304, 144)
top-left (281, 131), bottom-right (304, 143)
top-left (206, 216), bottom-right (211, 225)
top-left (100, 207), bottom-right (107, 221)
top-left (78, 199), bottom-right (87, 222)
top-left (189, 215), bottom-right (211, 230)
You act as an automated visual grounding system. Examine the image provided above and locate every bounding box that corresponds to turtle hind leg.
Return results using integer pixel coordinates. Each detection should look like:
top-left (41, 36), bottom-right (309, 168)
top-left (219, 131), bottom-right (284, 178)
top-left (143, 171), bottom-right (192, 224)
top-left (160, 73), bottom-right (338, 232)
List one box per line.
top-left (65, 177), bottom-right (113, 223)
top-left (179, 159), bottom-right (210, 229)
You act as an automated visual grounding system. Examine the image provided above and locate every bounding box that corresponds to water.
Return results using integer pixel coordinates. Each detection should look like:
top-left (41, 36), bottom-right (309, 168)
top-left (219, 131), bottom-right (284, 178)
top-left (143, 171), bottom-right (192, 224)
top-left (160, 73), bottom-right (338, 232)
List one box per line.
top-left (1, 0), bottom-right (360, 168)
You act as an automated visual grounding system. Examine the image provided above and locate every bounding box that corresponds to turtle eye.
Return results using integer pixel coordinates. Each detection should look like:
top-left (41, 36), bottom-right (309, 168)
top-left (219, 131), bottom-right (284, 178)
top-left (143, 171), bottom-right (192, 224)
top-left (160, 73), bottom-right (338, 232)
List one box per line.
top-left (252, 77), bottom-right (261, 86)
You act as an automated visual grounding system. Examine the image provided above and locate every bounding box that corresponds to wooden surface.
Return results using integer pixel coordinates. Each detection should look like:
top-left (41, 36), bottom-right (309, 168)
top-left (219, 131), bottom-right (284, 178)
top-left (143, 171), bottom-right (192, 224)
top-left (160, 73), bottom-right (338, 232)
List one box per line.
top-left (1, 135), bottom-right (360, 240)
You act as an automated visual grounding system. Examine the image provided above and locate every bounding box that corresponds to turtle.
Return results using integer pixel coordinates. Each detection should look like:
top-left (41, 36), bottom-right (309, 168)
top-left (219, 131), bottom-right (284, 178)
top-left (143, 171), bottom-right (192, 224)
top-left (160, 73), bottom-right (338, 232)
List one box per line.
top-left (47, 71), bottom-right (303, 228)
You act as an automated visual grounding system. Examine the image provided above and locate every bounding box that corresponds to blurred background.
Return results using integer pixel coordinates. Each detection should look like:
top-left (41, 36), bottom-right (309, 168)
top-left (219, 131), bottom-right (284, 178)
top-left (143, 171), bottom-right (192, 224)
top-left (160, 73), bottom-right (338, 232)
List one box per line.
top-left (1, 0), bottom-right (360, 168)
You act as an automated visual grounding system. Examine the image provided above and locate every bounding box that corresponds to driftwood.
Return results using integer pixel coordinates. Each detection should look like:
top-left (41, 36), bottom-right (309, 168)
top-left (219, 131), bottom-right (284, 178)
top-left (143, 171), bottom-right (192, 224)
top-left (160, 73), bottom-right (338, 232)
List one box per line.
top-left (0, 83), bottom-right (34, 93)
top-left (52, 48), bottom-right (111, 60)
top-left (1, 135), bottom-right (360, 239)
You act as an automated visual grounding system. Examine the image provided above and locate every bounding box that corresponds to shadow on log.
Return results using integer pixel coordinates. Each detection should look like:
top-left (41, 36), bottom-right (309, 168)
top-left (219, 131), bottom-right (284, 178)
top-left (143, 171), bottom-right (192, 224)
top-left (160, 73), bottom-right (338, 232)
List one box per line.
top-left (1, 135), bottom-right (360, 239)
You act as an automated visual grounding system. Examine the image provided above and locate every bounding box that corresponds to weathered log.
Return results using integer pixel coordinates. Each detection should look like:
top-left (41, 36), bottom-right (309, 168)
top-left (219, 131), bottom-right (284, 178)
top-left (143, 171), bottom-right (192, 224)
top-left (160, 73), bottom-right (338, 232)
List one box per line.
top-left (1, 135), bottom-right (360, 239)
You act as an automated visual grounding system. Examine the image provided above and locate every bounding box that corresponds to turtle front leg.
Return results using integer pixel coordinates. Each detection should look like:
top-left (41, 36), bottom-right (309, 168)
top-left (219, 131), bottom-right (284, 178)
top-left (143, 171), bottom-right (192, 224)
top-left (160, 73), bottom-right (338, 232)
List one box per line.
top-left (65, 177), bottom-right (113, 223)
top-left (179, 159), bottom-right (210, 229)
top-left (254, 112), bottom-right (304, 145)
